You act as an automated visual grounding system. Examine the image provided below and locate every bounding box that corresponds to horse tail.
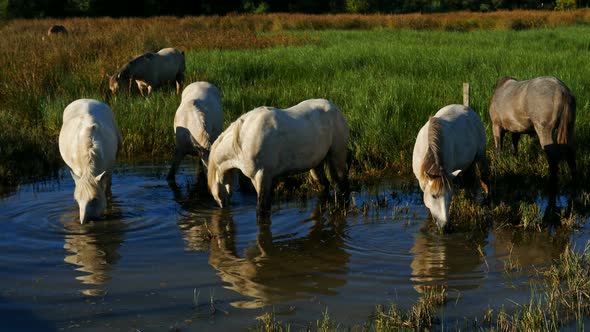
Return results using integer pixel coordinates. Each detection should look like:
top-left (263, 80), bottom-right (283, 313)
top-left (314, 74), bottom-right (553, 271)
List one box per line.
top-left (557, 90), bottom-right (575, 146)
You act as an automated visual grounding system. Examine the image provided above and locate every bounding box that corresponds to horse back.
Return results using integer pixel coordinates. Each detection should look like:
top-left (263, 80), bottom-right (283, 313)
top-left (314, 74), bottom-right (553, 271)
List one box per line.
top-left (238, 99), bottom-right (347, 174)
top-left (175, 82), bottom-right (223, 150)
top-left (434, 105), bottom-right (486, 171)
top-left (490, 77), bottom-right (573, 133)
top-left (154, 48), bottom-right (185, 83)
top-left (59, 99), bottom-right (120, 175)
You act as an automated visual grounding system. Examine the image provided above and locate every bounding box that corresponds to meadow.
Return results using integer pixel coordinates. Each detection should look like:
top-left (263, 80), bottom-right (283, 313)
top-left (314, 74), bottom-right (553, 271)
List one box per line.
top-left (3, 10), bottom-right (590, 330)
top-left (2, 11), bottom-right (590, 185)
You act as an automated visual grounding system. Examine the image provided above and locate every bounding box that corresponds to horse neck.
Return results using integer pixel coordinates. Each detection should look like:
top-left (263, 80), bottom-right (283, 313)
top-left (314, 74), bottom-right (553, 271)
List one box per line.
top-left (208, 134), bottom-right (238, 188)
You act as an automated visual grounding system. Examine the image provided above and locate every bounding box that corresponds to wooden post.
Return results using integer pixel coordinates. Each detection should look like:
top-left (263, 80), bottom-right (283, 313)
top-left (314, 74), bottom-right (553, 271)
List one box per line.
top-left (463, 82), bottom-right (470, 107)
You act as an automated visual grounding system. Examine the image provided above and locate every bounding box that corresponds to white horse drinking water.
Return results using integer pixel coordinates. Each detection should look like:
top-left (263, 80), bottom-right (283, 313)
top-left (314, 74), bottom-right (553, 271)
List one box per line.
top-left (59, 99), bottom-right (122, 224)
top-left (412, 104), bottom-right (490, 230)
top-left (167, 82), bottom-right (223, 182)
top-left (207, 99), bottom-right (349, 217)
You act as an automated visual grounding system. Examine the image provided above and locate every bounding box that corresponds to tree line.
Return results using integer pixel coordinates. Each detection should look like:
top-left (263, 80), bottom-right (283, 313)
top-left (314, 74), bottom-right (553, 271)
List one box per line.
top-left (2, 0), bottom-right (589, 19)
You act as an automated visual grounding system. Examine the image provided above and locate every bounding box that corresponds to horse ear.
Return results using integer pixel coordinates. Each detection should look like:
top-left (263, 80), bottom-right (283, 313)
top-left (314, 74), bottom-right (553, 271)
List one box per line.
top-left (70, 170), bottom-right (80, 182)
top-left (95, 171), bottom-right (106, 183)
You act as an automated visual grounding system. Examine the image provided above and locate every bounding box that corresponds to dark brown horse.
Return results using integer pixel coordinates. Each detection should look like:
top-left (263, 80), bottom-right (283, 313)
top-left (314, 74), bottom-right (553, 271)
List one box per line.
top-left (489, 76), bottom-right (576, 205)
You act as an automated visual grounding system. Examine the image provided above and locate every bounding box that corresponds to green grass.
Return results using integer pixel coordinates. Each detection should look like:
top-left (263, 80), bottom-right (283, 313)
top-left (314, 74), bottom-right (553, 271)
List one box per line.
top-left (3, 24), bottom-right (590, 188)
top-left (133, 27), bottom-right (590, 183)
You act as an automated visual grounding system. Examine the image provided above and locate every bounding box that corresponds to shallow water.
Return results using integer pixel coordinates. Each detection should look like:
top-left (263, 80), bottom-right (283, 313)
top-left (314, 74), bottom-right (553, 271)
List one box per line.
top-left (0, 161), bottom-right (588, 331)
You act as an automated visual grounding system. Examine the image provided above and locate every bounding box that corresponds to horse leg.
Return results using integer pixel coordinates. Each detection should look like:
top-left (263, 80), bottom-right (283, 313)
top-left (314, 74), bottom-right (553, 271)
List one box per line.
top-left (328, 147), bottom-right (350, 198)
top-left (566, 145), bottom-right (577, 182)
top-left (167, 148), bottom-right (183, 182)
top-left (511, 133), bottom-right (521, 155)
top-left (538, 127), bottom-right (558, 208)
top-left (135, 80), bottom-right (146, 96)
top-left (492, 124), bottom-right (505, 151)
top-left (106, 171), bottom-right (113, 198)
top-left (541, 139), bottom-right (559, 207)
top-left (457, 163), bottom-right (477, 199)
top-left (252, 170), bottom-right (273, 218)
top-left (310, 163), bottom-right (330, 198)
top-left (477, 152), bottom-right (491, 199)
top-left (175, 72), bottom-right (184, 95)
top-left (546, 151), bottom-right (559, 209)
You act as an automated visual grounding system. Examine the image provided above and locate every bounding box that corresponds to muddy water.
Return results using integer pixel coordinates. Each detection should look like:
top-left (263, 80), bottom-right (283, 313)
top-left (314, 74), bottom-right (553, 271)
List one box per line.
top-left (0, 161), bottom-right (588, 331)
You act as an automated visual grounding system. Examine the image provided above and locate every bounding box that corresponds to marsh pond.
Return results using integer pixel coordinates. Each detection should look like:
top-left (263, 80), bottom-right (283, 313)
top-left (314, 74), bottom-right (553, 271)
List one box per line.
top-left (1, 161), bottom-right (589, 331)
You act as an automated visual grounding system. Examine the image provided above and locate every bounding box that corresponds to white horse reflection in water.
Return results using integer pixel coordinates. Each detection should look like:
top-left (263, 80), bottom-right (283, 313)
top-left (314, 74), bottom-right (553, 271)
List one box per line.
top-left (409, 227), bottom-right (569, 294)
top-left (60, 211), bottom-right (125, 296)
top-left (178, 205), bottom-right (349, 308)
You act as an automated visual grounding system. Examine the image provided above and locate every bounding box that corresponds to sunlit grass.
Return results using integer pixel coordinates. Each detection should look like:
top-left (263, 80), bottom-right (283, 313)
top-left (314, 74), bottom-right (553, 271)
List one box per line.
top-left (2, 14), bottom-right (590, 190)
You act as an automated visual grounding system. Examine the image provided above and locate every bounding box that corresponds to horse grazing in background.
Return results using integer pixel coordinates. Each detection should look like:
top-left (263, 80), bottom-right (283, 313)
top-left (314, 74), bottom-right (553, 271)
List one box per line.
top-left (109, 47), bottom-right (185, 96)
top-left (413, 104), bottom-right (490, 230)
top-left (489, 76), bottom-right (576, 204)
top-left (167, 82), bottom-right (223, 182)
top-left (47, 25), bottom-right (68, 37)
top-left (207, 99), bottom-right (349, 217)
top-left (59, 99), bottom-right (122, 224)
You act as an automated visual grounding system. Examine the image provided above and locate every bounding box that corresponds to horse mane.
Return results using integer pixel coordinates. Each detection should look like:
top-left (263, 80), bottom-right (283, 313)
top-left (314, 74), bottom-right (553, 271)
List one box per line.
top-left (420, 117), bottom-right (448, 195)
top-left (496, 76), bottom-right (515, 89)
top-left (74, 171), bottom-right (100, 202)
top-left (207, 115), bottom-right (245, 191)
top-left (207, 154), bottom-right (218, 193)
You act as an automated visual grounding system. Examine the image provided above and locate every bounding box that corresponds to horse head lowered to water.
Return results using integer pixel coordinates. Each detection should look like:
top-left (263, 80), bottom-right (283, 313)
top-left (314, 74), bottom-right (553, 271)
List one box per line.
top-left (412, 104), bottom-right (490, 230)
top-left (207, 98), bottom-right (349, 217)
top-left (489, 76), bottom-right (576, 205)
top-left (59, 99), bottom-right (122, 223)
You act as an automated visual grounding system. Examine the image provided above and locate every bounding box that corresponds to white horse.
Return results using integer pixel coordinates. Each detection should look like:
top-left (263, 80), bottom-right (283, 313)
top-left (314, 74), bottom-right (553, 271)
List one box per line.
top-left (207, 99), bottom-right (349, 216)
top-left (109, 47), bottom-right (185, 96)
top-left (412, 104), bottom-right (490, 230)
top-left (59, 99), bottom-right (122, 224)
top-left (167, 82), bottom-right (223, 182)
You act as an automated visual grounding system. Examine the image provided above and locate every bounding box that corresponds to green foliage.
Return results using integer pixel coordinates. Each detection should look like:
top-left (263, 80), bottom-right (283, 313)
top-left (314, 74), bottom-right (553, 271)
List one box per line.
top-left (555, 0), bottom-right (577, 10)
top-left (345, 0), bottom-right (369, 13)
top-left (243, 1), bottom-right (270, 14)
top-left (4, 0), bottom-right (585, 18)
top-left (0, 0), bottom-right (7, 21)
top-left (66, 0), bottom-right (91, 14)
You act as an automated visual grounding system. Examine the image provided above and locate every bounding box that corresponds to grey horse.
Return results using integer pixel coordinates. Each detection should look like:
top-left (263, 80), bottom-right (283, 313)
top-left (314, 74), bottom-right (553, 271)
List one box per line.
top-left (489, 76), bottom-right (576, 205)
